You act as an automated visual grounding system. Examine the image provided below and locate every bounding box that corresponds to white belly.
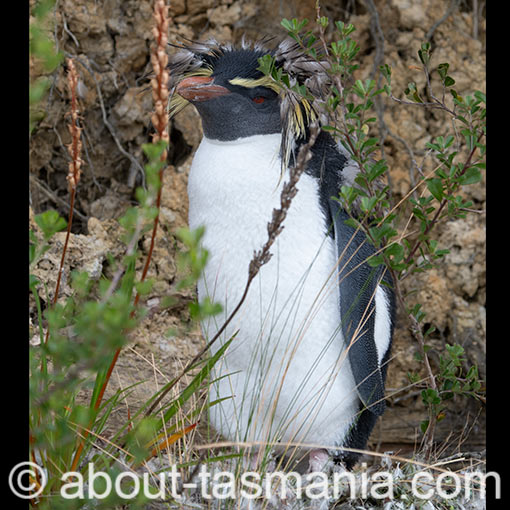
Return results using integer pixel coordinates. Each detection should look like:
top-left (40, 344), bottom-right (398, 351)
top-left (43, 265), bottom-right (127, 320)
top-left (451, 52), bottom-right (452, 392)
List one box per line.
top-left (188, 134), bottom-right (359, 448)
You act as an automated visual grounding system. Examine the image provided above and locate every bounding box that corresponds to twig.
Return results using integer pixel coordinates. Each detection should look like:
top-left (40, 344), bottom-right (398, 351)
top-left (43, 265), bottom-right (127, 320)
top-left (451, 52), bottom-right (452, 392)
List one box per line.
top-left (425, 0), bottom-right (460, 42)
top-left (62, 12), bottom-right (80, 48)
top-left (390, 93), bottom-right (458, 117)
top-left (43, 58), bottom-right (83, 345)
top-left (473, 1), bottom-right (486, 42)
top-left (29, 174), bottom-right (88, 222)
top-left (364, 0), bottom-right (385, 79)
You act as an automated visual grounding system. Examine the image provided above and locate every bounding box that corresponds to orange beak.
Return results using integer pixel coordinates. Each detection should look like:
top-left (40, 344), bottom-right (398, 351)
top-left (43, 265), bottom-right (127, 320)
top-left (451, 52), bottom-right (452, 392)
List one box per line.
top-left (176, 76), bottom-right (231, 102)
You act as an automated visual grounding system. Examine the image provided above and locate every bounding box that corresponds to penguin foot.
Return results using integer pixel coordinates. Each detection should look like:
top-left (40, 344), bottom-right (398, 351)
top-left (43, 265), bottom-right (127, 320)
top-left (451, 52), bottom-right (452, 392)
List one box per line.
top-left (308, 448), bottom-right (330, 473)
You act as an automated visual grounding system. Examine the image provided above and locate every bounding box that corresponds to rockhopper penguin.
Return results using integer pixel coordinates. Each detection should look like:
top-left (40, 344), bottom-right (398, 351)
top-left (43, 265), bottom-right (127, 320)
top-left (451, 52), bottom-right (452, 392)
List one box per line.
top-left (168, 37), bottom-right (395, 470)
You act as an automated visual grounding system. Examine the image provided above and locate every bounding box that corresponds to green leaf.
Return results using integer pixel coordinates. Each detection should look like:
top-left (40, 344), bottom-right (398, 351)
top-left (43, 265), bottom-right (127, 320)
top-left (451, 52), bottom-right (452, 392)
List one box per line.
top-left (405, 81), bottom-right (423, 103)
top-left (135, 279), bottom-right (154, 296)
top-left (281, 17), bottom-right (308, 33)
top-left (426, 178), bottom-right (444, 201)
top-left (367, 159), bottom-right (387, 182)
top-left (369, 223), bottom-right (397, 244)
top-left (474, 90), bottom-right (486, 104)
top-left (367, 254), bottom-right (385, 268)
top-left (424, 325), bottom-right (436, 337)
top-left (361, 137), bottom-right (378, 151)
top-left (71, 270), bottom-right (93, 297)
top-left (444, 135), bottom-right (455, 149)
top-left (176, 225), bottom-right (205, 247)
top-left (407, 371), bottom-right (420, 384)
top-left (360, 196), bottom-right (378, 213)
top-left (335, 21), bottom-right (355, 36)
top-left (450, 88), bottom-right (463, 102)
top-left (353, 79), bottom-right (366, 99)
top-left (379, 63), bottom-right (392, 85)
top-left (437, 62), bottom-right (449, 80)
top-left (410, 303), bottom-right (426, 323)
top-left (466, 365), bottom-right (478, 380)
top-left (339, 186), bottom-right (356, 206)
top-left (306, 35), bottom-right (317, 48)
top-left (457, 166), bottom-right (482, 185)
top-left (319, 16), bottom-right (329, 28)
top-left (35, 209), bottom-right (67, 241)
top-left (142, 140), bottom-right (168, 162)
top-left (189, 297), bottom-right (223, 321)
top-left (280, 18), bottom-right (294, 31)
top-left (444, 76), bottom-right (455, 87)
top-left (29, 273), bottom-right (40, 289)
top-left (385, 243), bottom-right (405, 263)
top-left (446, 343), bottom-right (465, 360)
top-left (421, 388), bottom-right (441, 406)
top-left (418, 42), bottom-right (431, 65)
top-left (343, 217), bottom-right (361, 230)
top-left (257, 54), bottom-right (275, 75)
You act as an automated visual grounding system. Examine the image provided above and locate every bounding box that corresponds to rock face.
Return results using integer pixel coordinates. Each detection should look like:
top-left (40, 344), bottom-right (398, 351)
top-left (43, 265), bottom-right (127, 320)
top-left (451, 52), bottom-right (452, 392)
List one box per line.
top-left (30, 0), bottom-right (485, 451)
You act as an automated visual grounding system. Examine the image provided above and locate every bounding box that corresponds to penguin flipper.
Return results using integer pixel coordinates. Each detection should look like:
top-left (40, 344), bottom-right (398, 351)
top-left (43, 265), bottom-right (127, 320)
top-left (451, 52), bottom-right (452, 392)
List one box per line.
top-left (329, 198), bottom-right (386, 416)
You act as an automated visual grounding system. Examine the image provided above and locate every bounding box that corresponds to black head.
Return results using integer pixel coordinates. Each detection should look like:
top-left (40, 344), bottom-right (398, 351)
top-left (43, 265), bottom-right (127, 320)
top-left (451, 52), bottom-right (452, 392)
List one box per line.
top-left (168, 37), bottom-right (332, 166)
top-left (168, 38), bottom-right (376, 220)
top-left (174, 46), bottom-right (281, 141)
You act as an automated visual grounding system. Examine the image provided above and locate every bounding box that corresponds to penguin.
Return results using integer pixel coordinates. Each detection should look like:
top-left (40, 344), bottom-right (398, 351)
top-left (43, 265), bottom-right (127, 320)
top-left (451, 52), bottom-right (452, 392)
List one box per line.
top-left (167, 37), bottom-right (396, 470)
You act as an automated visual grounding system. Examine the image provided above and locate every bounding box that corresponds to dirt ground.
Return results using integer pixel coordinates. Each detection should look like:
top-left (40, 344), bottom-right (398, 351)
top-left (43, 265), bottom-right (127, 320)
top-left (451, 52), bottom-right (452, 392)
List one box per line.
top-left (30, 0), bottom-right (486, 456)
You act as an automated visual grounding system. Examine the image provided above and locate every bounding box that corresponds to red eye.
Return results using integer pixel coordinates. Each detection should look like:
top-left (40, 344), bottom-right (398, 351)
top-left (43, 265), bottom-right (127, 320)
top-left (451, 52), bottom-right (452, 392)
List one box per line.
top-left (253, 96), bottom-right (265, 104)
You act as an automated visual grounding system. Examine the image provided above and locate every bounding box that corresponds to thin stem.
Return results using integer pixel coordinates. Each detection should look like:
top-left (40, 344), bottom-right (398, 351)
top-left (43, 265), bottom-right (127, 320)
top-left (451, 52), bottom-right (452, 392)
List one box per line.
top-left (43, 57), bottom-right (82, 347)
top-left (49, 189), bottom-right (75, 319)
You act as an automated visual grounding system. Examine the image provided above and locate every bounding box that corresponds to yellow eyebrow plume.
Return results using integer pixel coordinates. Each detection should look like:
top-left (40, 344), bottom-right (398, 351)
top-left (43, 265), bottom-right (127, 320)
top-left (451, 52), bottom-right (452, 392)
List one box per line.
top-left (228, 76), bottom-right (281, 93)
